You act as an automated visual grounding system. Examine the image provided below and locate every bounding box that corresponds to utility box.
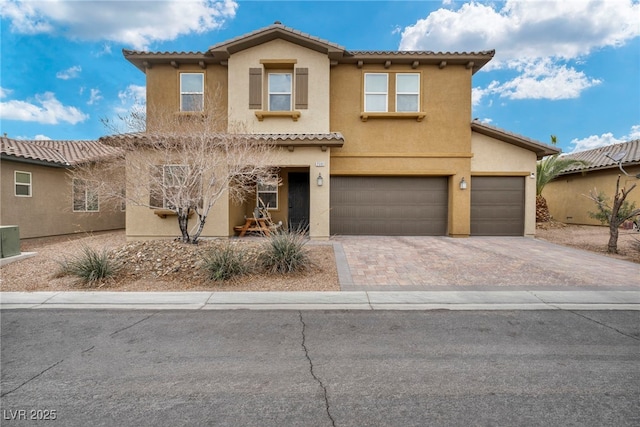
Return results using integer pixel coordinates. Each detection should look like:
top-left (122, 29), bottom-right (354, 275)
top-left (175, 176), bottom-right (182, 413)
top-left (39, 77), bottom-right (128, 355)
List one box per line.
top-left (1, 226), bottom-right (20, 258)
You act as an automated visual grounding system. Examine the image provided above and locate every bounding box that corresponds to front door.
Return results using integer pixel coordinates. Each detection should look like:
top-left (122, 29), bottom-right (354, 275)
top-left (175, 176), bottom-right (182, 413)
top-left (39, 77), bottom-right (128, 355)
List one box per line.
top-left (288, 172), bottom-right (310, 231)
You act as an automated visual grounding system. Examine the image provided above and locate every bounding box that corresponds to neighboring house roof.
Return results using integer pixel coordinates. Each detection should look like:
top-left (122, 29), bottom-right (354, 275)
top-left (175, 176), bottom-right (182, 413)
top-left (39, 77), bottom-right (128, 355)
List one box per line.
top-left (0, 136), bottom-right (121, 167)
top-left (124, 23), bottom-right (495, 74)
top-left (100, 132), bottom-right (345, 149)
top-left (557, 139), bottom-right (640, 175)
top-left (471, 120), bottom-right (560, 160)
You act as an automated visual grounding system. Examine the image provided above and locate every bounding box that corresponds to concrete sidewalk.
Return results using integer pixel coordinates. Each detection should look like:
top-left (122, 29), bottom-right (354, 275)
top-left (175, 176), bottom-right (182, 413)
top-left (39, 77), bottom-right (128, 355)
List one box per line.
top-left (1, 290), bottom-right (639, 311)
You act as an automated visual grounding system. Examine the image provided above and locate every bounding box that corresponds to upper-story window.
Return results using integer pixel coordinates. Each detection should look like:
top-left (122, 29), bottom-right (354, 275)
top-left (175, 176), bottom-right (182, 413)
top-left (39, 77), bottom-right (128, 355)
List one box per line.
top-left (268, 73), bottom-right (292, 111)
top-left (364, 73), bottom-right (388, 112)
top-left (15, 171), bottom-right (32, 197)
top-left (180, 73), bottom-right (204, 112)
top-left (364, 72), bottom-right (421, 113)
top-left (249, 66), bottom-right (308, 120)
top-left (396, 74), bottom-right (420, 112)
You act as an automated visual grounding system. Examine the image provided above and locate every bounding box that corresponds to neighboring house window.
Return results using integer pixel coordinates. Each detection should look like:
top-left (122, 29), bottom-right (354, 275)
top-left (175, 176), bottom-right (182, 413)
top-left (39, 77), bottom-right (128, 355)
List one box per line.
top-left (14, 171), bottom-right (32, 197)
top-left (150, 165), bottom-right (202, 209)
top-left (180, 73), bottom-right (204, 112)
top-left (73, 179), bottom-right (99, 212)
top-left (396, 73), bottom-right (420, 112)
top-left (364, 73), bottom-right (388, 112)
top-left (268, 73), bottom-right (292, 111)
top-left (257, 176), bottom-right (278, 210)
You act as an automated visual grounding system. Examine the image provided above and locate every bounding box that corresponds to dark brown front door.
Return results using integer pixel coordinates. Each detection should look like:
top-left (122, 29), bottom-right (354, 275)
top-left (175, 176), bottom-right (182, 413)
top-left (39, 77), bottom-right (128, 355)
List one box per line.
top-left (288, 172), bottom-right (309, 231)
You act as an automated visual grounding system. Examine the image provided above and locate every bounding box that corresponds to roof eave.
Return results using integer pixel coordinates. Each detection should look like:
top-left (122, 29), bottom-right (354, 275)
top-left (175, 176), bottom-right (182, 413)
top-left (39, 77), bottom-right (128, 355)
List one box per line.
top-left (343, 51), bottom-right (495, 74)
top-left (471, 121), bottom-right (560, 159)
top-left (1, 154), bottom-right (67, 168)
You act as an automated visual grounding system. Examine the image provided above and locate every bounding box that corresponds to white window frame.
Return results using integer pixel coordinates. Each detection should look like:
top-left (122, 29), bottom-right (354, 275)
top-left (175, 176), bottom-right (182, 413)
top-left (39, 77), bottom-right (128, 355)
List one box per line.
top-left (364, 73), bottom-right (389, 112)
top-left (180, 73), bottom-right (204, 112)
top-left (14, 171), bottom-right (32, 197)
top-left (395, 73), bottom-right (420, 112)
top-left (268, 73), bottom-right (292, 111)
top-left (257, 176), bottom-right (279, 210)
top-left (73, 178), bottom-right (99, 212)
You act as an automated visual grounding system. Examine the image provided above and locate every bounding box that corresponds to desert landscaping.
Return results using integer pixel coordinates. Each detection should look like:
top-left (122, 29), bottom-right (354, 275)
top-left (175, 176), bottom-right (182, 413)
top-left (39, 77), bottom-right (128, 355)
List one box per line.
top-left (1, 223), bottom-right (638, 292)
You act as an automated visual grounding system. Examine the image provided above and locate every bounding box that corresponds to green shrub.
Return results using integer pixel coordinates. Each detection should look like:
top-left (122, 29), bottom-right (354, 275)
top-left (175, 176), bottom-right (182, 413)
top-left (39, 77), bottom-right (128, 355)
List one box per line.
top-left (57, 245), bottom-right (121, 285)
top-left (202, 243), bottom-right (251, 281)
top-left (259, 228), bottom-right (311, 274)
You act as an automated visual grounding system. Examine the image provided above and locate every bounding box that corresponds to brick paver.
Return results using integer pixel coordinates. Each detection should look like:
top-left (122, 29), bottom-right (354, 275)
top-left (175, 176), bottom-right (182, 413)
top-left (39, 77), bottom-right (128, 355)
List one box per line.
top-left (332, 236), bottom-right (640, 289)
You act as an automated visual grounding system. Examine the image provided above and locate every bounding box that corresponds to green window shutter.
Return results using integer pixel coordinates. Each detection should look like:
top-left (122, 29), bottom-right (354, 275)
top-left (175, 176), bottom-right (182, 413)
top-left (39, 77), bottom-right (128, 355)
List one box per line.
top-left (295, 68), bottom-right (308, 109)
top-left (149, 165), bottom-right (164, 208)
top-left (249, 68), bottom-right (262, 109)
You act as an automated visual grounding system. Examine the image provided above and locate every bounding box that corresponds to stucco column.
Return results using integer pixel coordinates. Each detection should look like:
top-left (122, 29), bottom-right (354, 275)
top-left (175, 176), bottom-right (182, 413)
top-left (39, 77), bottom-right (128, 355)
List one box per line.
top-left (449, 173), bottom-right (471, 237)
top-left (309, 166), bottom-right (330, 239)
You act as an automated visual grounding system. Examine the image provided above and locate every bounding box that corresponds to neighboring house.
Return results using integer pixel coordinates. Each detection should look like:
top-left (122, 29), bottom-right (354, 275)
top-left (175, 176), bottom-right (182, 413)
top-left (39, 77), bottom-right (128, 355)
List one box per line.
top-left (0, 136), bottom-right (125, 239)
top-left (544, 140), bottom-right (640, 226)
top-left (112, 23), bottom-right (558, 240)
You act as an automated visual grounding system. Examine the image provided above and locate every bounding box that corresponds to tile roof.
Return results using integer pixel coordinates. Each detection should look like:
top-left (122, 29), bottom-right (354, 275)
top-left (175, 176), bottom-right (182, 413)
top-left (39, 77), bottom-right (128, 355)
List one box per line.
top-left (100, 132), bottom-right (344, 147)
top-left (208, 22), bottom-right (346, 53)
top-left (123, 23), bottom-right (494, 74)
top-left (471, 120), bottom-right (560, 159)
top-left (558, 139), bottom-right (640, 175)
top-left (1, 137), bottom-right (121, 167)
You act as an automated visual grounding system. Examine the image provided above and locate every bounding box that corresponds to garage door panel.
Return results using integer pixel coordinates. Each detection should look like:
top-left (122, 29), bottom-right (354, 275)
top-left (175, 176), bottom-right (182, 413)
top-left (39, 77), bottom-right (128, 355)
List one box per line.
top-left (471, 177), bottom-right (524, 236)
top-left (331, 177), bottom-right (448, 236)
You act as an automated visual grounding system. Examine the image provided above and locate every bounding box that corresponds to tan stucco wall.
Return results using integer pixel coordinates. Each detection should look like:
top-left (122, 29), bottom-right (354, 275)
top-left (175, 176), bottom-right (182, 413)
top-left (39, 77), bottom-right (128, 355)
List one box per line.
top-left (145, 63), bottom-right (229, 132)
top-left (126, 146), bottom-right (331, 240)
top-left (471, 132), bottom-right (538, 236)
top-left (0, 160), bottom-right (125, 239)
top-left (544, 166), bottom-right (640, 225)
top-left (228, 39), bottom-right (331, 134)
top-left (329, 63), bottom-right (474, 236)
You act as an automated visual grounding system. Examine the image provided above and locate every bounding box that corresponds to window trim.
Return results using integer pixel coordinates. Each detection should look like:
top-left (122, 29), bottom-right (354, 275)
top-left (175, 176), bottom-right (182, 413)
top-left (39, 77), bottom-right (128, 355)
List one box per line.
top-left (364, 73), bottom-right (389, 113)
top-left (14, 171), bottom-right (32, 197)
top-left (267, 72), bottom-right (292, 112)
top-left (257, 176), bottom-right (279, 211)
top-left (72, 178), bottom-right (99, 212)
top-left (361, 72), bottom-right (425, 121)
top-left (395, 73), bottom-right (420, 113)
top-left (180, 72), bottom-right (204, 112)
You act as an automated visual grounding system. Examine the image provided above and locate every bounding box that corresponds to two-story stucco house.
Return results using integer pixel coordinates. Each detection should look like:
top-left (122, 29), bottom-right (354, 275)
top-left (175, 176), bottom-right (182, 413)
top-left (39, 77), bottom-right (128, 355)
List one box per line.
top-left (112, 23), bottom-right (558, 241)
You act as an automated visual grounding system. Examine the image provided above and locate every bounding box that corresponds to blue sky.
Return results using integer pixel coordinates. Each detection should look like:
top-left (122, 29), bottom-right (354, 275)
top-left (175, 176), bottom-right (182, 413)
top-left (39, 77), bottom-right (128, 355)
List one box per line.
top-left (1, 0), bottom-right (639, 154)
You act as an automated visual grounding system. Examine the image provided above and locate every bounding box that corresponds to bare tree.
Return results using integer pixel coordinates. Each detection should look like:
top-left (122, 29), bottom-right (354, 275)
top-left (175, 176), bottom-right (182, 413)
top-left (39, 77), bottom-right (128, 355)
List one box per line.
top-left (587, 175), bottom-right (639, 253)
top-left (75, 93), bottom-right (280, 243)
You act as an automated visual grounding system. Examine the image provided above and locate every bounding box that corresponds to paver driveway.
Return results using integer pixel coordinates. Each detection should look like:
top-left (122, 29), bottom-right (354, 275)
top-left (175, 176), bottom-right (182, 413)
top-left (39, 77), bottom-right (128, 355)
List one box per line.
top-left (331, 236), bottom-right (640, 290)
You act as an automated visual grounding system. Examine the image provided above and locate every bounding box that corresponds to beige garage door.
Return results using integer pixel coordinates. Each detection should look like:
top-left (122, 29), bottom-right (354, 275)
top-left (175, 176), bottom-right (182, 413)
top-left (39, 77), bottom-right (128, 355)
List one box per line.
top-left (330, 176), bottom-right (448, 235)
top-left (471, 177), bottom-right (524, 236)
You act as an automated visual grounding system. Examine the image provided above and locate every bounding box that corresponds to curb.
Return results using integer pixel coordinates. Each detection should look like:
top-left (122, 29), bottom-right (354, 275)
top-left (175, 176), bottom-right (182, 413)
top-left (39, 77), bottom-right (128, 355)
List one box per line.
top-left (1, 291), bottom-right (639, 311)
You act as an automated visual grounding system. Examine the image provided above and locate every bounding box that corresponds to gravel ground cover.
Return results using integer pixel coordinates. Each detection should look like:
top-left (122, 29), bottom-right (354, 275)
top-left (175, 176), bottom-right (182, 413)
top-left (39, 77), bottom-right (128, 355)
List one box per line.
top-left (0, 230), bottom-right (339, 292)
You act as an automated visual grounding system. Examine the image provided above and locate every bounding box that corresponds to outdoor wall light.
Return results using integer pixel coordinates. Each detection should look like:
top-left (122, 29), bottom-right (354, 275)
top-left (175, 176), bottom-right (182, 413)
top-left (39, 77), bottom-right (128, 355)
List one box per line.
top-left (317, 173), bottom-right (324, 186)
top-left (459, 177), bottom-right (467, 190)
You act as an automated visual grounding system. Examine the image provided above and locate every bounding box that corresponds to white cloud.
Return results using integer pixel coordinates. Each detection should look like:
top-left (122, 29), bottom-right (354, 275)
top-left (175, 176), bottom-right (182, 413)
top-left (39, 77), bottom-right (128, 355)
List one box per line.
top-left (1, 0), bottom-right (238, 50)
top-left (473, 59), bottom-right (602, 102)
top-left (569, 125), bottom-right (640, 152)
top-left (0, 87), bottom-right (12, 99)
top-left (87, 88), bottom-right (103, 106)
top-left (117, 84), bottom-right (146, 109)
top-left (0, 92), bottom-right (89, 125)
top-left (400, 0), bottom-right (639, 64)
top-left (401, 0), bottom-right (639, 102)
top-left (56, 65), bottom-right (82, 80)
top-left (34, 134), bottom-right (52, 140)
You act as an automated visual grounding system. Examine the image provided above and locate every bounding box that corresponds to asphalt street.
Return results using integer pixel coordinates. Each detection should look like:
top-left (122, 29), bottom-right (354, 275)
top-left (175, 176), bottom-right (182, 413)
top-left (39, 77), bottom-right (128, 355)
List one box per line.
top-left (1, 309), bottom-right (639, 426)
